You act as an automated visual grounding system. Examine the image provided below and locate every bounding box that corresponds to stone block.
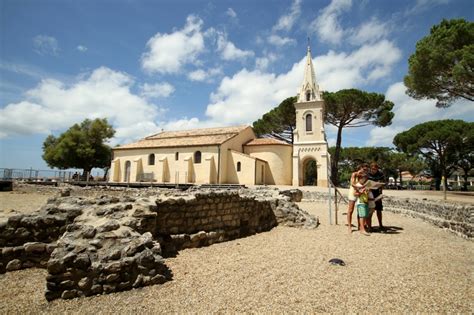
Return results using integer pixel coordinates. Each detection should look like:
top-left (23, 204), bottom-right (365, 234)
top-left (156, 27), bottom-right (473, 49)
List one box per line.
top-left (6, 259), bottom-right (22, 271)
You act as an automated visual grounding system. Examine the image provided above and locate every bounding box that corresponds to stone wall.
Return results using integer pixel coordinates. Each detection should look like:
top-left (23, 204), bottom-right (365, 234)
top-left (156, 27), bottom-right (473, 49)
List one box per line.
top-left (301, 190), bottom-right (473, 239)
top-left (0, 242), bottom-right (55, 273)
top-left (0, 188), bottom-right (318, 301)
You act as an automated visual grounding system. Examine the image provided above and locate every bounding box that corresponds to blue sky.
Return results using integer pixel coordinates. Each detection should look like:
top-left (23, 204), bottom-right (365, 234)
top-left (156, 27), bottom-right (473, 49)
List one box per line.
top-left (1, 0), bottom-right (473, 170)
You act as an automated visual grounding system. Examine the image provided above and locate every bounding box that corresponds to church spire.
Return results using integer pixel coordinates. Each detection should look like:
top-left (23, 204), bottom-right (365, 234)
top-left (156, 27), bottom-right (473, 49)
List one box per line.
top-left (297, 40), bottom-right (321, 102)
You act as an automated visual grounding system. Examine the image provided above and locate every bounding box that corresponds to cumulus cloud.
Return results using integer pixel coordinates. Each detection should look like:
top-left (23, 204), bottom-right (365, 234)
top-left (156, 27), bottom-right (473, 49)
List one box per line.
top-left (366, 82), bottom-right (474, 146)
top-left (348, 18), bottom-right (390, 45)
top-left (170, 39), bottom-right (402, 129)
top-left (311, 0), bottom-right (352, 45)
top-left (140, 82), bottom-right (175, 98)
top-left (315, 40), bottom-right (402, 91)
top-left (204, 67), bottom-right (301, 125)
top-left (0, 67), bottom-right (165, 142)
top-left (141, 15), bottom-right (205, 74)
top-left (273, 0), bottom-right (302, 32)
top-left (77, 45), bottom-right (88, 52)
top-left (187, 67), bottom-right (223, 82)
top-left (216, 32), bottom-right (254, 61)
top-left (267, 35), bottom-right (296, 47)
top-left (255, 53), bottom-right (279, 71)
top-left (33, 35), bottom-right (59, 56)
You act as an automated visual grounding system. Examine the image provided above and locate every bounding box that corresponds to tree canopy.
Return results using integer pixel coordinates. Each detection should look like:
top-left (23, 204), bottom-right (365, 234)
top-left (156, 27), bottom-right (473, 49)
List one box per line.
top-left (329, 146), bottom-right (426, 185)
top-left (42, 118), bottom-right (115, 175)
top-left (404, 19), bottom-right (474, 107)
top-left (393, 119), bottom-right (473, 197)
top-left (323, 89), bottom-right (395, 185)
top-left (252, 96), bottom-right (296, 143)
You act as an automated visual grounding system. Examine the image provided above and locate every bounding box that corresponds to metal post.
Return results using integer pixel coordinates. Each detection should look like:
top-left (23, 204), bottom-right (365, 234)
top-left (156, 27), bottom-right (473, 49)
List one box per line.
top-left (334, 188), bottom-right (338, 225)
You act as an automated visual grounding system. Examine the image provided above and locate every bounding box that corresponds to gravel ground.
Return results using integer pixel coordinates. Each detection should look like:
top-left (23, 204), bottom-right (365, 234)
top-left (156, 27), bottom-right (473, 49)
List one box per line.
top-left (0, 187), bottom-right (472, 313)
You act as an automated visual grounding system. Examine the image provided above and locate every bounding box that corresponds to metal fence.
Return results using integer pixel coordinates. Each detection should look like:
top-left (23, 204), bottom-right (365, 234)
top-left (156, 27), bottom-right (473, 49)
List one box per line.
top-left (0, 168), bottom-right (77, 182)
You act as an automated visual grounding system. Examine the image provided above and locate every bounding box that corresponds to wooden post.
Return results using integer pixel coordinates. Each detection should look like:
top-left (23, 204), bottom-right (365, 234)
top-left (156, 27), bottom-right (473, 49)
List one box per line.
top-left (334, 188), bottom-right (338, 225)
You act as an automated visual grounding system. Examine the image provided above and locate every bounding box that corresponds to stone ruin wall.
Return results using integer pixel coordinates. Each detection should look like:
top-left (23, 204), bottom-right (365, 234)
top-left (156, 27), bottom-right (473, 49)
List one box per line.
top-left (0, 188), bottom-right (317, 301)
top-left (302, 191), bottom-right (473, 239)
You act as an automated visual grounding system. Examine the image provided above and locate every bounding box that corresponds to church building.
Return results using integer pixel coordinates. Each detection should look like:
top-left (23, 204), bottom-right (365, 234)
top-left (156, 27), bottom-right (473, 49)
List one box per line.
top-left (109, 46), bottom-right (329, 187)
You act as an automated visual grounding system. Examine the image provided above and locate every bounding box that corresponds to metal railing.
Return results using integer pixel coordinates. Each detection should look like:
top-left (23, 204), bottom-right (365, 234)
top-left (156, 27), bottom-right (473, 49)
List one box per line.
top-left (0, 168), bottom-right (77, 182)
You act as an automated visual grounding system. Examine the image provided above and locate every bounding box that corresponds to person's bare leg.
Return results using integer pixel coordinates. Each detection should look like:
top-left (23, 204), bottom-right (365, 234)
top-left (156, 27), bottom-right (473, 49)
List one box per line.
top-left (359, 217), bottom-right (369, 235)
top-left (347, 201), bottom-right (355, 233)
top-left (367, 209), bottom-right (374, 230)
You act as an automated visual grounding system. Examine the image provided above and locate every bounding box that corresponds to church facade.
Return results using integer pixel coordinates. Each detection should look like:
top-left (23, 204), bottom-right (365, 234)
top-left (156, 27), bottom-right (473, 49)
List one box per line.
top-left (109, 46), bottom-right (329, 187)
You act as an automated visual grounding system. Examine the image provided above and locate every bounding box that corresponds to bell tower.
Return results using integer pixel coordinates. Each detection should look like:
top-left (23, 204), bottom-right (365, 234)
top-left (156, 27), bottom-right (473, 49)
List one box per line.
top-left (292, 43), bottom-right (329, 187)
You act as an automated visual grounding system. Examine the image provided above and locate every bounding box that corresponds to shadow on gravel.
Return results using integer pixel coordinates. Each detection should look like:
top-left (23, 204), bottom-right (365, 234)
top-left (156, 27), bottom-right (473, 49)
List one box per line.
top-left (370, 226), bottom-right (403, 234)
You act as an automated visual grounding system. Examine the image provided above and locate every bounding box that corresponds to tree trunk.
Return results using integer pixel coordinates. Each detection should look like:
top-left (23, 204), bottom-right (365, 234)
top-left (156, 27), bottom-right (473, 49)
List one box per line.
top-left (82, 168), bottom-right (92, 181)
top-left (331, 124), bottom-right (344, 186)
top-left (462, 169), bottom-right (469, 191)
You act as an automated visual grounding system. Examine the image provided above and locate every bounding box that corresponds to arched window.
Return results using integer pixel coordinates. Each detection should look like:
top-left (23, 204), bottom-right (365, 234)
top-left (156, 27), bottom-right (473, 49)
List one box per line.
top-left (175, 152), bottom-right (179, 161)
top-left (194, 151), bottom-right (202, 164)
top-left (305, 114), bottom-right (312, 131)
top-left (148, 154), bottom-right (155, 165)
top-left (306, 90), bottom-right (311, 101)
top-left (237, 162), bottom-right (241, 172)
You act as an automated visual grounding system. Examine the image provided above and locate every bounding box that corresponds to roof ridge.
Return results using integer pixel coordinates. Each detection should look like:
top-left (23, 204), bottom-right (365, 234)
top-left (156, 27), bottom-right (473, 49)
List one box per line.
top-left (145, 125), bottom-right (249, 140)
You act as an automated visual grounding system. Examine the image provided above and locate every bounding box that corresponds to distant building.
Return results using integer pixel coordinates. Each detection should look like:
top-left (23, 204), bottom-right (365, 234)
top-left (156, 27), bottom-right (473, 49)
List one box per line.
top-left (109, 46), bottom-right (330, 187)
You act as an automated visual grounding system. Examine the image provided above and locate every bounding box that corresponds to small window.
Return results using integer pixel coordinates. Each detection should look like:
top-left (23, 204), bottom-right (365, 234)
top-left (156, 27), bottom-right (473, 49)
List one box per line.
top-left (306, 91), bottom-right (311, 101)
top-left (148, 154), bottom-right (155, 165)
top-left (175, 152), bottom-right (179, 161)
top-left (237, 162), bottom-right (241, 172)
top-left (194, 151), bottom-right (202, 164)
top-left (305, 114), bottom-right (312, 131)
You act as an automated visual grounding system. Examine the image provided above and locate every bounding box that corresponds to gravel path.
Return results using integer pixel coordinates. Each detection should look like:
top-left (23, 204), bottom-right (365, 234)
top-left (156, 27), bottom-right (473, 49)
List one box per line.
top-left (0, 189), bottom-right (472, 313)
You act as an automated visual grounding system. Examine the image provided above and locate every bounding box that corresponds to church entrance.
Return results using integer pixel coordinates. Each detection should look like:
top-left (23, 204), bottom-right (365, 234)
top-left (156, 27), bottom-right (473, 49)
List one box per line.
top-left (303, 159), bottom-right (317, 186)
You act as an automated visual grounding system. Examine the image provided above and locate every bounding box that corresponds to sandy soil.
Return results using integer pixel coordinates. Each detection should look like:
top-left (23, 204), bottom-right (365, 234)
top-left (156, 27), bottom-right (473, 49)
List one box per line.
top-left (0, 185), bottom-right (472, 313)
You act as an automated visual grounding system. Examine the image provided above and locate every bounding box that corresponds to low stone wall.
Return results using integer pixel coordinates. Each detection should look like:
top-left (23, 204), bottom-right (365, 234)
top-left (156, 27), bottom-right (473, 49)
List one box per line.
top-left (0, 242), bottom-right (56, 273)
top-left (0, 188), bottom-right (318, 301)
top-left (301, 190), bottom-right (473, 239)
top-left (382, 196), bottom-right (473, 239)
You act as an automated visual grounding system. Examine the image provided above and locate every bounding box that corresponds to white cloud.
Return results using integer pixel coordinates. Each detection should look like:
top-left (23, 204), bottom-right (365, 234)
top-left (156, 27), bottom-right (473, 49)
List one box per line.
top-left (171, 39), bottom-right (402, 128)
top-left (315, 40), bottom-right (402, 91)
top-left (348, 18), bottom-right (390, 45)
top-left (405, 0), bottom-right (451, 15)
top-left (141, 15), bottom-right (205, 74)
top-left (204, 66), bottom-right (302, 125)
top-left (255, 53), bottom-right (279, 71)
top-left (77, 45), bottom-right (88, 52)
top-left (188, 67), bottom-right (223, 82)
top-left (226, 8), bottom-right (237, 19)
top-left (0, 62), bottom-right (46, 79)
top-left (311, 0), bottom-right (352, 45)
top-left (33, 35), bottom-right (59, 56)
top-left (216, 32), bottom-right (254, 61)
top-left (0, 67), bottom-right (165, 142)
top-left (140, 82), bottom-right (175, 98)
top-left (366, 81), bottom-right (474, 146)
top-left (267, 35), bottom-right (296, 47)
top-left (273, 0), bottom-right (302, 32)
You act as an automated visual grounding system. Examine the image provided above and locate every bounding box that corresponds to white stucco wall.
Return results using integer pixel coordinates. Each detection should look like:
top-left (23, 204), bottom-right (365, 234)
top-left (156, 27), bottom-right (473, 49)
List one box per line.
top-left (244, 144), bottom-right (292, 185)
top-left (219, 127), bottom-right (256, 183)
top-left (111, 146), bottom-right (219, 184)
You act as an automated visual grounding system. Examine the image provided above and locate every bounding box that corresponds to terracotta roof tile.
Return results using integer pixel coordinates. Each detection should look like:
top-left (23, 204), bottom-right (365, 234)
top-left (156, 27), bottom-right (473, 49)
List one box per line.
top-left (244, 138), bottom-right (291, 146)
top-left (114, 125), bottom-right (250, 150)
